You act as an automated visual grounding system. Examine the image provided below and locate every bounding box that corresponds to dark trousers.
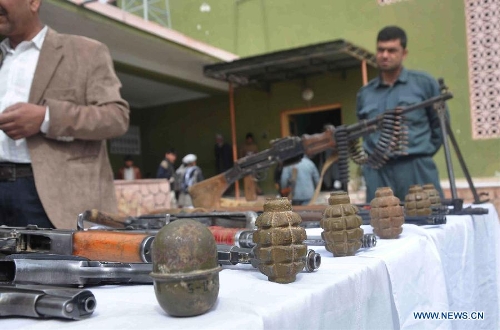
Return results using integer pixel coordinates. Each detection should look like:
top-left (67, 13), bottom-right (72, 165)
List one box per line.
top-left (0, 176), bottom-right (54, 228)
top-left (363, 155), bottom-right (443, 203)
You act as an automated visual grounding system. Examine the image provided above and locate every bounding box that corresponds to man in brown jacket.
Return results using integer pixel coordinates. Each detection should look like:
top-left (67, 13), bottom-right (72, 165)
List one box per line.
top-left (0, 0), bottom-right (129, 228)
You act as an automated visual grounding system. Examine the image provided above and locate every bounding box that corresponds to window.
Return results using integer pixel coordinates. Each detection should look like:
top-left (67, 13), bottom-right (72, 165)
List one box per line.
top-left (110, 125), bottom-right (141, 155)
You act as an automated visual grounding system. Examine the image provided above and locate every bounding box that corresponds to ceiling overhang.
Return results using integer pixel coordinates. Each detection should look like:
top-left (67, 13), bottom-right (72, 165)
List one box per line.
top-left (204, 39), bottom-right (377, 90)
top-left (40, 0), bottom-right (239, 108)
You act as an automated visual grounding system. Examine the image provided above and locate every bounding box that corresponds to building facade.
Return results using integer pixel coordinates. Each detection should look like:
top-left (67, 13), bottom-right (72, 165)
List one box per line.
top-left (49, 0), bottom-right (500, 198)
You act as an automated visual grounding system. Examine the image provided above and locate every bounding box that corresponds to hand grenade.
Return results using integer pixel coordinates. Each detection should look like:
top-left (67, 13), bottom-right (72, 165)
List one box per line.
top-left (252, 197), bottom-right (306, 284)
top-left (370, 187), bottom-right (404, 239)
top-left (320, 191), bottom-right (363, 257)
top-left (404, 185), bottom-right (432, 216)
top-left (422, 183), bottom-right (442, 208)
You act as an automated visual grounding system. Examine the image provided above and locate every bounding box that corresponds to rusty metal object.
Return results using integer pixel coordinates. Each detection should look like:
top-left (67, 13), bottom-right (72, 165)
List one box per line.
top-left (422, 183), bottom-right (442, 208)
top-left (369, 187), bottom-right (404, 239)
top-left (150, 219), bottom-right (221, 316)
top-left (252, 198), bottom-right (306, 284)
top-left (320, 191), bottom-right (363, 257)
top-left (404, 185), bottom-right (432, 216)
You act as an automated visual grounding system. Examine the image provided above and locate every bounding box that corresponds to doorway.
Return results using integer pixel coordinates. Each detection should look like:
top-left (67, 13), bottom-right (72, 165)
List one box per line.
top-left (280, 103), bottom-right (343, 191)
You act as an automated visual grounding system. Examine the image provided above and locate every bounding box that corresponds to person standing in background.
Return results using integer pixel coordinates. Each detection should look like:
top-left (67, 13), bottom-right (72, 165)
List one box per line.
top-left (356, 26), bottom-right (446, 202)
top-left (239, 132), bottom-right (262, 195)
top-left (280, 156), bottom-right (320, 205)
top-left (156, 148), bottom-right (177, 207)
top-left (178, 154), bottom-right (204, 208)
top-left (214, 133), bottom-right (233, 174)
top-left (117, 155), bottom-right (141, 180)
top-left (173, 158), bottom-right (187, 203)
top-left (239, 132), bottom-right (259, 158)
top-left (156, 149), bottom-right (177, 180)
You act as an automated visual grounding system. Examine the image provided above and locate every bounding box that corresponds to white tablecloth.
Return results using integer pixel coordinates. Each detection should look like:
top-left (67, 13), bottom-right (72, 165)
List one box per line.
top-left (3, 204), bottom-right (499, 330)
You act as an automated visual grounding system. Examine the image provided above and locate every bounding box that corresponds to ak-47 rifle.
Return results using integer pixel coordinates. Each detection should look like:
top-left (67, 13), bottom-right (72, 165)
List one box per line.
top-left (0, 210), bottom-right (259, 263)
top-left (0, 225), bottom-right (156, 263)
top-left (189, 85), bottom-right (453, 209)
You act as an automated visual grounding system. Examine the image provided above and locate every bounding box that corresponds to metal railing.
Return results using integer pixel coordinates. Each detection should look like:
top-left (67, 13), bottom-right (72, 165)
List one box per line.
top-left (85, 0), bottom-right (172, 28)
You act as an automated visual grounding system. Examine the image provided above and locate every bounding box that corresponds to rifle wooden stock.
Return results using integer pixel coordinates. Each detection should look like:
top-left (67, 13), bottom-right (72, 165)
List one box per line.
top-left (189, 173), bottom-right (229, 209)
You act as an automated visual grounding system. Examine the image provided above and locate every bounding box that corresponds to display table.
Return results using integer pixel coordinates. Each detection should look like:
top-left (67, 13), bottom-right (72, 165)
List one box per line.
top-left (4, 204), bottom-right (499, 330)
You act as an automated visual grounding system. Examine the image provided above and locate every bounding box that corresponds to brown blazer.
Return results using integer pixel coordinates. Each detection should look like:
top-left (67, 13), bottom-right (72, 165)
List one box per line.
top-left (25, 28), bottom-right (130, 229)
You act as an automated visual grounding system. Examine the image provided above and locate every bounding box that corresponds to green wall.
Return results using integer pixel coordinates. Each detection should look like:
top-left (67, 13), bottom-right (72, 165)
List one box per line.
top-left (136, 95), bottom-right (232, 179)
top-left (121, 0), bottom-right (499, 192)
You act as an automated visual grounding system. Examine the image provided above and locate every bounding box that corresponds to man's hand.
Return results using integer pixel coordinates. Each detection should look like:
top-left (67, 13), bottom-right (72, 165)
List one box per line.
top-left (0, 103), bottom-right (46, 140)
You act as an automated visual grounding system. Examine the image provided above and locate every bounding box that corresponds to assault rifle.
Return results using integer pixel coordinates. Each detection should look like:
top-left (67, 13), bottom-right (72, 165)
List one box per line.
top-left (0, 214), bottom-right (302, 263)
top-left (0, 211), bottom-right (260, 263)
top-left (0, 225), bottom-right (156, 263)
top-left (189, 89), bottom-right (453, 209)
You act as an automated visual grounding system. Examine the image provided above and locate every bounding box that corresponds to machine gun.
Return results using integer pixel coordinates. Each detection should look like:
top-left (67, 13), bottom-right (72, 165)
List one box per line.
top-left (189, 87), bottom-right (454, 209)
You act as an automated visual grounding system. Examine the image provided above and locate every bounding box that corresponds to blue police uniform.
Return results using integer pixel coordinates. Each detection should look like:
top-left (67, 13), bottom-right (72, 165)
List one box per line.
top-left (356, 67), bottom-right (446, 202)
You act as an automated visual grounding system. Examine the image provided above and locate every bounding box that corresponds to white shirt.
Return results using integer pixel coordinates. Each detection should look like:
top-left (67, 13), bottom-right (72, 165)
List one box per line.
top-left (0, 26), bottom-right (50, 163)
top-left (123, 167), bottom-right (135, 180)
